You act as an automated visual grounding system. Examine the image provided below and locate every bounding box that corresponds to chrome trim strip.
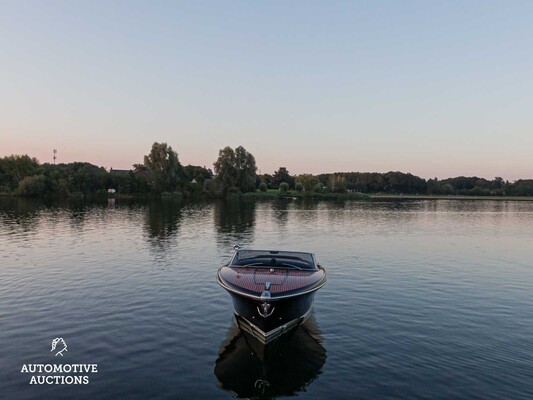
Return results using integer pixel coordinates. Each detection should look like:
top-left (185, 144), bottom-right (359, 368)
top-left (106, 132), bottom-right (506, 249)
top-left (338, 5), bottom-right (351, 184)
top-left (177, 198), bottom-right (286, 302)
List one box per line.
top-left (216, 266), bottom-right (327, 301)
top-left (235, 307), bottom-right (313, 344)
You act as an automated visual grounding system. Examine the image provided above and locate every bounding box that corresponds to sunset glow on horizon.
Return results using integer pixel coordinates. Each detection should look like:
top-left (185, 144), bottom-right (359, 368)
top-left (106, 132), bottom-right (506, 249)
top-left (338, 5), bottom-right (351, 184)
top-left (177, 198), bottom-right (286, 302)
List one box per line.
top-left (1, 1), bottom-right (532, 181)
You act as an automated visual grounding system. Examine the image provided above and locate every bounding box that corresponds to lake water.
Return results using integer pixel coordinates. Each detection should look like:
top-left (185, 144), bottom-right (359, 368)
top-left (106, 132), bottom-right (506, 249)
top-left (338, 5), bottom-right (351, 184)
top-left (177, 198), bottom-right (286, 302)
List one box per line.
top-left (1, 197), bottom-right (532, 399)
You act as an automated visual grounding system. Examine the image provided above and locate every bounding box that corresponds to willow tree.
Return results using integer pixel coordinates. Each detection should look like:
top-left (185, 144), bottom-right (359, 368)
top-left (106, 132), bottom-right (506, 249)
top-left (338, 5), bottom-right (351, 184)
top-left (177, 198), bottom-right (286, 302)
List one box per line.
top-left (235, 146), bottom-right (257, 192)
top-left (143, 142), bottom-right (182, 193)
top-left (296, 174), bottom-right (318, 192)
top-left (213, 147), bottom-right (238, 194)
top-left (213, 146), bottom-right (257, 194)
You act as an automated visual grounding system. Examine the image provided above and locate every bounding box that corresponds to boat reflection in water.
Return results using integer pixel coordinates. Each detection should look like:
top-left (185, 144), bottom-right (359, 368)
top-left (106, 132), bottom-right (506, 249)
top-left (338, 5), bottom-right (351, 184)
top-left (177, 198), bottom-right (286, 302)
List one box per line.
top-left (214, 315), bottom-right (326, 398)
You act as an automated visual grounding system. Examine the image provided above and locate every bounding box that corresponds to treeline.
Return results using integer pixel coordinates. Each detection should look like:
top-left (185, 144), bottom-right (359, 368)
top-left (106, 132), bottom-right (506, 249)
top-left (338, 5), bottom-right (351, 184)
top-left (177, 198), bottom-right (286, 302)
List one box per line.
top-left (259, 170), bottom-right (533, 196)
top-left (321, 172), bottom-right (533, 197)
top-left (0, 155), bottom-right (151, 197)
top-left (1, 143), bottom-right (532, 197)
top-left (0, 142), bottom-right (253, 198)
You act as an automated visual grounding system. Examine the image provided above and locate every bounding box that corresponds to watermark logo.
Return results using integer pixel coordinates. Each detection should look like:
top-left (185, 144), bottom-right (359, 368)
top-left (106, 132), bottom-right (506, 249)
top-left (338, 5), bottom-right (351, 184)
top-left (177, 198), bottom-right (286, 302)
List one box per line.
top-left (51, 338), bottom-right (68, 356)
top-left (20, 338), bottom-right (98, 385)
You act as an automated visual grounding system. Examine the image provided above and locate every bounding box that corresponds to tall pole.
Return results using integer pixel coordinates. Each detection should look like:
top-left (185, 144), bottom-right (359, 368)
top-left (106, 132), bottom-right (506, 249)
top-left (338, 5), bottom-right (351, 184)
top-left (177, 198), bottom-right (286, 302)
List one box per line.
top-left (53, 149), bottom-right (57, 165)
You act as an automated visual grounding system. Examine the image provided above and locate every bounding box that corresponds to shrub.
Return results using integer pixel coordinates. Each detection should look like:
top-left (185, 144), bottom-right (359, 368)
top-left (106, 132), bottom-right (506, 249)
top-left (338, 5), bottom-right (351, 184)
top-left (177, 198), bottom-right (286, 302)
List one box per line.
top-left (227, 186), bottom-right (240, 194)
top-left (279, 182), bottom-right (289, 192)
top-left (0, 185), bottom-right (11, 194)
top-left (259, 182), bottom-right (267, 192)
top-left (205, 178), bottom-right (224, 197)
top-left (314, 183), bottom-right (323, 192)
top-left (55, 179), bottom-right (70, 197)
top-left (440, 184), bottom-right (455, 195)
top-left (15, 175), bottom-right (46, 197)
top-left (295, 183), bottom-right (303, 192)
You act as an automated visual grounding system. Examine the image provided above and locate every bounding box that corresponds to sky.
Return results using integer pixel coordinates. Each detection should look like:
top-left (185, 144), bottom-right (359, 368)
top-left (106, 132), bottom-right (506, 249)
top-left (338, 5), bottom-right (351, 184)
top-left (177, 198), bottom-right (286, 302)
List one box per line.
top-left (0, 1), bottom-right (532, 180)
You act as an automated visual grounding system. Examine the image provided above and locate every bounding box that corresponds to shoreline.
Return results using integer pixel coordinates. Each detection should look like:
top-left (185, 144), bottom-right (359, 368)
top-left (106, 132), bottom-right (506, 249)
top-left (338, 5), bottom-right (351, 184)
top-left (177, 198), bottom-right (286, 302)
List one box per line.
top-left (369, 194), bottom-right (533, 201)
top-left (2, 191), bottom-right (533, 202)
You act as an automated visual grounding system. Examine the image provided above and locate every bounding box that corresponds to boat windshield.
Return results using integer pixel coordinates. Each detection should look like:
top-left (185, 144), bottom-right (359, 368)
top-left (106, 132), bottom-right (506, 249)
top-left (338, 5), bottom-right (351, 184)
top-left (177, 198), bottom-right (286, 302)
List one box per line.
top-left (232, 250), bottom-right (316, 270)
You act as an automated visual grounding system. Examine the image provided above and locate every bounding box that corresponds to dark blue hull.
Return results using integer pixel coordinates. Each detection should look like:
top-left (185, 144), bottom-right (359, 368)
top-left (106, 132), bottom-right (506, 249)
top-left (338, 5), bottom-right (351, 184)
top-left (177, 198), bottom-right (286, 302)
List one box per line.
top-left (229, 291), bottom-right (315, 343)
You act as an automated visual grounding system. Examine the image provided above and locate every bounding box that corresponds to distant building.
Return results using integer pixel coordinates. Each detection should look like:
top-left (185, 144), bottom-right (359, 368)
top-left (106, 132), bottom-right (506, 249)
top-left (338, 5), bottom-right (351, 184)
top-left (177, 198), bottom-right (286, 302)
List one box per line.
top-left (132, 167), bottom-right (149, 179)
top-left (109, 167), bottom-right (149, 180)
top-left (110, 168), bottom-right (129, 176)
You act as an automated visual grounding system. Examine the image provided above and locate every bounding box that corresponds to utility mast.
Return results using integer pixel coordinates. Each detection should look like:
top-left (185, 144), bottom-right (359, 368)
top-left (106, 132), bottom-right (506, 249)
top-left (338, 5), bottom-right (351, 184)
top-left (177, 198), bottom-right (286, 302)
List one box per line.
top-left (53, 149), bottom-right (57, 164)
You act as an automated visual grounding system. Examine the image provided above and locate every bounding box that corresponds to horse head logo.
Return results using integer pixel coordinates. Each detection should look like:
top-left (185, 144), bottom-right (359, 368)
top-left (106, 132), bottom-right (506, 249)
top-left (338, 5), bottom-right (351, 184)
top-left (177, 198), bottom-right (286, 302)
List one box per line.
top-left (257, 302), bottom-right (275, 318)
top-left (51, 338), bottom-right (68, 356)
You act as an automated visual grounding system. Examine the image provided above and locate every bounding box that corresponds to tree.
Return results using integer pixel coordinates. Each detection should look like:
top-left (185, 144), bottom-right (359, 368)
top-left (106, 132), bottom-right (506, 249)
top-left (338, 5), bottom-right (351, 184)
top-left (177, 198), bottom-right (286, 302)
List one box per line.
top-left (279, 182), bottom-right (289, 192)
top-left (328, 174), bottom-right (346, 193)
top-left (511, 180), bottom-right (533, 196)
top-left (272, 167), bottom-right (295, 189)
top-left (143, 142), bottom-right (182, 193)
top-left (235, 146), bottom-right (257, 192)
top-left (15, 175), bottom-right (47, 196)
top-left (213, 146), bottom-right (257, 194)
top-left (213, 147), bottom-right (238, 195)
top-left (296, 174), bottom-right (318, 192)
top-left (0, 154), bottom-right (39, 191)
top-left (492, 177), bottom-right (504, 190)
top-left (183, 165), bottom-right (213, 184)
top-left (258, 173), bottom-right (273, 189)
top-left (427, 178), bottom-right (439, 195)
top-left (440, 183), bottom-right (455, 195)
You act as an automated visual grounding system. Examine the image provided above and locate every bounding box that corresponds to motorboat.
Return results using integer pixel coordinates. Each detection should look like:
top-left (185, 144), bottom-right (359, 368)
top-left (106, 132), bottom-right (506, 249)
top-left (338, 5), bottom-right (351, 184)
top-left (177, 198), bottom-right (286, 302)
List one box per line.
top-left (217, 246), bottom-right (326, 344)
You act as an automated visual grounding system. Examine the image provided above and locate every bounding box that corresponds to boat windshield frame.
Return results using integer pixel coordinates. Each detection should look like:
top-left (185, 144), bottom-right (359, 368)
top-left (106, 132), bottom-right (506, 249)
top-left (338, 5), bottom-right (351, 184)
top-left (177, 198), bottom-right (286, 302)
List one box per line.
top-left (230, 249), bottom-right (317, 270)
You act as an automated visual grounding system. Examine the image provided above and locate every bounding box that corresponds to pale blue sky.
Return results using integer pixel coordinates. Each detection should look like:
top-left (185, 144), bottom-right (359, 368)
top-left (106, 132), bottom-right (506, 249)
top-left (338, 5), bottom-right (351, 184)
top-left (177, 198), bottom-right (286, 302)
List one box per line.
top-left (1, 1), bottom-right (532, 179)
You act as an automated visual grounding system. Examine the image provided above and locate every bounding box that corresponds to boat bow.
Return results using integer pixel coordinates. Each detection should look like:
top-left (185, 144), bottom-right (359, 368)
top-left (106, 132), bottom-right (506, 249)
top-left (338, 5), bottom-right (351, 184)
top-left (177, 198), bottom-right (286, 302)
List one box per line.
top-left (217, 266), bottom-right (326, 300)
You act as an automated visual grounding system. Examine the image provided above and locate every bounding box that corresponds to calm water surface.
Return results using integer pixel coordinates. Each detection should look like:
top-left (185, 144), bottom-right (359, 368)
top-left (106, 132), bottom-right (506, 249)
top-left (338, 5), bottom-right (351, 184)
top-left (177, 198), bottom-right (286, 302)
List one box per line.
top-left (1, 198), bottom-right (532, 399)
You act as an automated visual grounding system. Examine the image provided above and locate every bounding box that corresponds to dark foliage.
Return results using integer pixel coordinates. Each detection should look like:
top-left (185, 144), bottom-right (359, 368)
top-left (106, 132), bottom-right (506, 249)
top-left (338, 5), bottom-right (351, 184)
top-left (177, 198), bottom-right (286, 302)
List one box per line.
top-left (1, 152), bottom-right (531, 198)
top-left (272, 167), bottom-right (295, 189)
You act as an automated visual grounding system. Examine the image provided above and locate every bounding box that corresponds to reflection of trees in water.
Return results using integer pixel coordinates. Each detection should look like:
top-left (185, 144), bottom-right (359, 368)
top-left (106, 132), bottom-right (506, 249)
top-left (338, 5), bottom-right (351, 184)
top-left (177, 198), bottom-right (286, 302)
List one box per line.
top-left (214, 315), bottom-right (326, 399)
top-left (270, 199), bottom-right (289, 228)
top-left (286, 198), bottom-right (320, 228)
top-left (300, 198), bottom-right (320, 211)
top-left (214, 199), bottom-right (256, 249)
top-left (0, 197), bottom-right (43, 233)
top-left (0, 197), bottom-right (92, 233)
top-left (144, 199), bottom-right (183, 253)
top-left (65, 199), bottom-right (91, 230)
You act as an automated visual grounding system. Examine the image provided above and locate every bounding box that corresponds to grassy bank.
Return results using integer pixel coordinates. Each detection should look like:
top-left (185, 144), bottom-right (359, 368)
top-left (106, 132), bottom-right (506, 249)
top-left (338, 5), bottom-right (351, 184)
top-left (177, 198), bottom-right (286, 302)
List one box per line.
top-left (239, 189), bottom-right (371, 200)
top-left (370, 194), bottom-right (533, 201)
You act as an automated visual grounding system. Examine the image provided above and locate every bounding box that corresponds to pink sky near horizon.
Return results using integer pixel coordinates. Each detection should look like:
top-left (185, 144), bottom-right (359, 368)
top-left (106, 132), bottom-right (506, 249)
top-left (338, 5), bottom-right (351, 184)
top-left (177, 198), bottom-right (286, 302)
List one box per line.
top-left (1, 136), bottom-right (530, 182)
